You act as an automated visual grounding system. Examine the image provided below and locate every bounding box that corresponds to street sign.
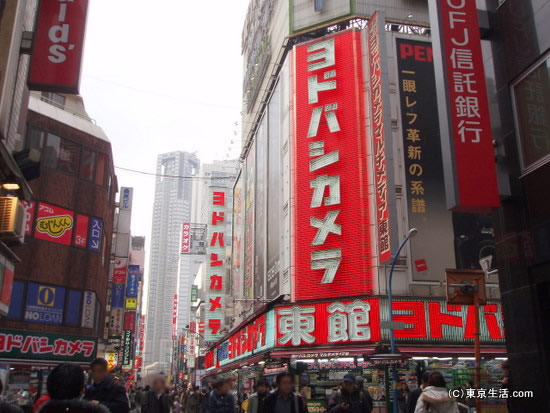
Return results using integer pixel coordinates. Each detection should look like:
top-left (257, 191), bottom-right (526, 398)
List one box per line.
top-left (380, 321), bottom-right (406, 330)
top-left (446, 269), bottom-right (487, 305)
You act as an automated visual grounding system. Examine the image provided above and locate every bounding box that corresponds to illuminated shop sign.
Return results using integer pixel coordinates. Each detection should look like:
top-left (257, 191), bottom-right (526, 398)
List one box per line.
top-left (24, 283), bottom-right (66, 326)
top-left (292, 30), bottom-right (373, 301)
top-left (181, 223), bottom-right (191, 253)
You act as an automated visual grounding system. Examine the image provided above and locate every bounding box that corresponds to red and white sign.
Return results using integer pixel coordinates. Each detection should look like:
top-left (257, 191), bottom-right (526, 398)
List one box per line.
top-left (431, 0), bottom-right (499, 212)
top-left (113, 259), bottom-right (127, 284)
top-left (22, 201), bottom-right (35, 236)
top-left (28, 0), bottom-right (89, 93)
top-left (124, 311), bottom-right (136, 332)
top-left (292, 30), bottom-right (373, 301)
top-left (172, 294), bottom-right (178, 338)
top-left (181, 223), bottom-right (191, 253)
top-left (73, 214), bottom-right (89, 248)
top-left (138, 316), bottom-right (145, 353)
top-left (35, 202), bottom-right (74, 246)
top-left (368, 12), bottom-right (391, 263)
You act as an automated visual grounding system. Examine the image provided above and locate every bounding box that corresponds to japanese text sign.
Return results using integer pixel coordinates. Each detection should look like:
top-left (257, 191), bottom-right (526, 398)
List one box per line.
top-left (181, 223), bottom-right (191, 253)
top-left (126, 265), bottom-right (139, 298)
top-left (88, 218), bottom-right (103, 253)
top-left (74, 214), bottom-right (89, 248)
top-left (35, 202), bottom-right (74, 246)
top-left (292, 30), bottom-right (373, 301)
top-left (28, 0), bottom-right (89, 94)
top-left (24, 283), bottom-right (65, 326)
top-left (0, 329), bottom-right (97, 362)
top-left (428, 0), bottom-right (500, 212)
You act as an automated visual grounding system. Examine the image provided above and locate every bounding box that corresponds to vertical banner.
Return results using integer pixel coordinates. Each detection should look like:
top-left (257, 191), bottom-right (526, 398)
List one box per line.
top-left (28, 0), bottom-right (89, 93)
top-left (88, 218), bottom-right (103, 253)
top-left (35, 203), bottom-right (74, 246)
top-left (22, 201), bottom-right (35, 236)
top-left (428, 0), bottom-right (500, 212)
top-left (112, 259), bottom-right (127, 283)
top-left (181, 223), bottom-right (191, 253)
top-left (126, 265), bottom-right (139, 297)
top-left (206, 188), bottom-right (228, 341)
top-left (292, 30), bottom-right (373, 301)
top-left (396, 38), bottom-right (456, 281)
top-left (73, 214), bottom-right (90, 248)
top-left (231, 172), bottom-right (245, 298)
top-left (244, 143), bottom-right (256, 298)
top-left (81, 291), bottom-right (96, 328)
top-left (172, 294), bottom-right (178, 338)
top-left (111, 284), bottom-right (125, 308)
top-left (109, 308), bottom-right (124, 335)
top-left (120, 187), bottom-right (133, 210)
top-left (368, 11), bottom-right (397, 264)
top-left (255, 118), bottom-right (267, 299)
top-left (124, 311), bottom-right (136, 331)
top-left (122, 329), bottom-right (133, 367)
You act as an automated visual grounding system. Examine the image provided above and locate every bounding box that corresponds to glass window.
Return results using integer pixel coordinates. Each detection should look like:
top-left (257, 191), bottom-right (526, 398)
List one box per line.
top-left (81, 148), bottom-right (96, 181)
top-left (514, 56), bottom-right (550, 171)
top-left (26, 125), bottom-right (45, 151)
top-left (95, 152), bottom-right (107, 185)
top-left (43, 133), bottom-right (80, 175)
top-left (41, 92), bottom-right (66, 108)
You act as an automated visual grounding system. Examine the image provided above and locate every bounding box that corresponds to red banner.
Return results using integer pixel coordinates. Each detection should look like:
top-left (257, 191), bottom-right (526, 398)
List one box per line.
top-left (112, 259), bottom-right (127, 284)
top-left (172, 295), bottom-right (178, 338)
top-left (435, 0), bottom-right (499, 212)
top-left (124, 311), bottom-right (136, 332)
top-left (73, 214), bottom-right (89, 248)
top-left (35, 202), bottom-right (74, 246)
top-left (28, 0), bottom-right (89, 93)
top-left (292, 30), bottom-right (372, 301)
top-left (181, 223), bottom-right (191, 253)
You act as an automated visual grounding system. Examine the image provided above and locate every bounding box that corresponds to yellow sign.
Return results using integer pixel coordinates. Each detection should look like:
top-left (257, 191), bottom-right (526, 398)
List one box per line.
top-left (37, 286), bottom-right (56, 306)
top-left (106, 352), bottom-right (117, 370)
top-left (36, 215), bottom-right (73, 238)
top-left (125, 298), bottom-right (137, 310)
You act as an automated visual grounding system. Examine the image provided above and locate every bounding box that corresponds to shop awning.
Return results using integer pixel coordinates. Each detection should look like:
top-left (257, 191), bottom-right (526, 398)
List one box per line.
top-left (270, 346), bottom-right (377, 359)
top-left (201, 353), bottom-right (267, 378)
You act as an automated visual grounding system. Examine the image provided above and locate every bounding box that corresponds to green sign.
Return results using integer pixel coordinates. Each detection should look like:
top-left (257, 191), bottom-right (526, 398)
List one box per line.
top-left (0, 329), bottom-right (98, 362)
top-left (191, 285), bottom-right (198, 302)
top-left (307, 400), bottom-right (326, 413)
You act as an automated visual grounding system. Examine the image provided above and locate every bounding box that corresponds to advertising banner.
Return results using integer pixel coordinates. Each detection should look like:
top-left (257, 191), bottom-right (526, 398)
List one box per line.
top-left (126, 265), bottom-right (139, 298)
top-left (111, 284), bottom-right (125, 309)
top-left (120, 187), bottom-right (133, 210)
top-left (88, 218), bottom-right (103, 253)
top-left (125, 298), bottom-right (137, 310)
top-left (35, 202), bottom-right (74, 246)
top-left (292, 30), bottom-right (373, 301)
top-left (396, 38), bottom-right (456, 282)
top-left (231, 171), bottom-right (245, 298)
top-left (368, 12), bottom-right (397, 264)
top-left (0, 258), bottom-right (15, 316)
top-left (0, 329), bottom-right (97, 362)
top-left (110, 308), bottom-right (124, 335)
top-left (181, 223), bottom-right (191, 254)
top-left (113, 259), bottom-right (127, 284)
top-left (24, 283), bottom-right (66, 325)
top-left (22, 201), bottom-right (35, 236)
top-left (80, 291), bottom-right (96, 329)
top-left (73, 214), bottom-right (89, 248)
top-left (428, 0), bottom-right (500, 212)
top-left (106, 351), bottom-right (118, 370)
top-left (124, 311), bottom-right (136, 332)
top-left (122, 329), bottom-right (133, 367)
top-left (255, 117), bottom-right (267, 299)
top-left (28, 0), bottom-right (89, 93)
top-left (244, 143), bottom-right (255, 298)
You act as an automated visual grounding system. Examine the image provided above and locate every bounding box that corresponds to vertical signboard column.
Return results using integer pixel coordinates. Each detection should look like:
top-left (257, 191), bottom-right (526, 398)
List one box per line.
top-left (244, 145), bottom-right (255, 298)
top-left (292, 30), bottom-right (373, 301)
top-left (428, 0), bottom-right (500, 212)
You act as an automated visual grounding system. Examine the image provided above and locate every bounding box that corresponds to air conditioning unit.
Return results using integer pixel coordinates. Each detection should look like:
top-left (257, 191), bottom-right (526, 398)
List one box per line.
top-left (0, 197), bottom-right (25, 244)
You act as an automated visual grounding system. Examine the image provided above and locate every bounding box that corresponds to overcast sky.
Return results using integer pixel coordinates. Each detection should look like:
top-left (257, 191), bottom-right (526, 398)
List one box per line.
top-left (80, 1), bottom-right (248, 269)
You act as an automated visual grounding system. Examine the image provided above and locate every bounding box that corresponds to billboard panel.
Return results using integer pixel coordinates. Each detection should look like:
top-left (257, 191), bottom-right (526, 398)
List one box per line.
top-left (126, 265), bottom-right (139, 298)
top-left (255, 117), bottom-right (267, 299)
top-left (73, 214), bottom-right (89, 248)
top-left (396, 38), bottom-right (456, 282)
top-left (28, 0), bottom-right (89, 93)
top-left (120, 187), bottom-right (133, 210)
top-left (181, 223), bottom-right (191, 254)
top-left (24, 283), bottom-right (66, 325)
top-left (244, 142), bottom-right (256, 298)
top-left (124, 311), bottom-right (136, 331)
top-left (428, 0), bottom-right (500, 212)
top-left (22, 201), bottom-right (35, 236)
top-left (110, 308), bottom-right (124, 335)
top-left (111, 284), bottom-right (125, 309)
top-left (80, 290), bottom-right (96, 329)
top-left (113, 259), bottom-right (127, 284)
top-left (122, 329), bottom-right (133, 367)
top-left (292, 30), bottom-right (373, 301)
top-left (35, 202), bottom-right (74, 246)
top-left (232, 171), bottom-right (245, 298)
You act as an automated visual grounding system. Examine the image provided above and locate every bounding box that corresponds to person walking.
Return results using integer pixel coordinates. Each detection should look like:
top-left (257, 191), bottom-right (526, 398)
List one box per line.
top-left (354, 377), bottom-right (373, 413)
top-left (263, 372), bottom-right (308, 413)
top-left (247, 379), bottom-right (269, 413)
top-left (326, 374), bottom-right (370, 413)
top-left (185, 386), bottom-right (201, 413)
top-left (200, 389), bottom-right (209, 413)
top-left (207, 379), bottom-right (235, 413)
top-left (141, 375), bottom-right (171, 413)
top-left (414, 371), bottom-right (459, 413)
top-left (397, 382), bottom-right (410, 413)
top-left (84, 358), bottom-right (130, 413)
top-left (39, 364), bottom-right (110, 413)
top-left (407, 373), bottom-right (429, 413)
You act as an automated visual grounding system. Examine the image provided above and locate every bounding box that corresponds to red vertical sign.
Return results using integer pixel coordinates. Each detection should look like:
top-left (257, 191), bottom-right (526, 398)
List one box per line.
top-left (292, 30), bottom-right (373, 301)
top-left (28, 0), bottom-right (89, 93)
top-left (172, 295), bottom-right (178, 338)
top-left (73, 214), bottom-right (89, 248)
top-left (431, 0), bottom-right (500, 212)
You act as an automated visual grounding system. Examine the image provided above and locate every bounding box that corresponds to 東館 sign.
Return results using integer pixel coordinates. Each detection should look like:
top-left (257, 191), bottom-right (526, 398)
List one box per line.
top-left (292, 29), bottom-right (373, 301)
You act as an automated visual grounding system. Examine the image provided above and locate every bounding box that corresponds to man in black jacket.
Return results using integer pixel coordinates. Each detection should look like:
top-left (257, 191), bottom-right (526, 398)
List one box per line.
top-left (406, 373), bottom-right (429, 413)
top-left (264, 372), bottom-right (308, 413)
top-left (84, 358), bottom-right (130, 413)
top-left (327, 374), bottom-right (370, 413)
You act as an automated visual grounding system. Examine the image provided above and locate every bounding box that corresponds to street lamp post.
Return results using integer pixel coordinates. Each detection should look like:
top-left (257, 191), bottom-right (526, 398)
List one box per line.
top-left (388, 228), bottom-right (418, 413)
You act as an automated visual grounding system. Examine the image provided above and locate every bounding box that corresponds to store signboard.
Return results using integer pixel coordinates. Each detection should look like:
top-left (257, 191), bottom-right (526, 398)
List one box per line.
top-left (126, 265), bottom-right (139, 298)
top-left (22, 201), bottom-right (35, 236)
top-left (428, 0), bottom-right (500, 212)
top-left (24, 283), bottom-right (66, 325)
top-left (122, 329), bottom-right (132, 367)
top-left (231, 171), bottom-right (245, 298)
top-left (181, 223), bottom-right (191, 253)
top-left (244, 144), bottom-right (255, 299)
top-left (172, 294), bottom-right (178, 338)
top-left (88, 218), bottom-right (103, 253)
top-left (125, 298), bottom-right (137, 311)
top-left (292, 30), bottom-right (373, 301)
top-left (28, 0), bottom-right (89, 93)
top-left (113, 259), bottom-right (127, 284)
top-left (74, 214), bottom-right (90, 248)
top-left (205, 188), bottom-right (229, 341)
top-left (191, 285), bottom-right (198, 303)
top-left (0, 329), bottom-right (97, 362)
top-left (106, 351), bottom-right (118, 370)
top-left (120, 187), bottom-right (133, 210)
top-left (80, 291), bottom-right (96, 329)
top-left (111, 284), bottom-right (125, 308)
top-left (110, 308), bottom-right (124, 335)
top-left (35, 202), bottom-right (74, 246)
top-left (124, 311), bottom-right (136, 331)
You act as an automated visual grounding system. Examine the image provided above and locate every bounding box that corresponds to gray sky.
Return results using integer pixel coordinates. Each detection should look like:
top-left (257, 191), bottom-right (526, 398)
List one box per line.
top-left (80, 0), bottom-right (247, 245)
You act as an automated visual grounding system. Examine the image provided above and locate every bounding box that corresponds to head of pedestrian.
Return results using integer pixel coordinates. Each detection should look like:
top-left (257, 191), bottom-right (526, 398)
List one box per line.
top-left (152, 375), bottom-right (167, 395)
top-left (428, 371), bottom-right (447, 389)
top-left (355, 376), bottom-right (364, 390)
top-left (421, 372), bottom-right (430, 389)
top-left (47, 363), bottom-right (86, 400)
top-left (89, 357), bottom-right (109, 385)
top-left (213, 378), bottom-right (231, 395)
top-left (256, 378), bottom-right (269, 395)
top-left (276, 372), bottom-right (294, 396)
top-left (342, 373), bottom-right (356, 394)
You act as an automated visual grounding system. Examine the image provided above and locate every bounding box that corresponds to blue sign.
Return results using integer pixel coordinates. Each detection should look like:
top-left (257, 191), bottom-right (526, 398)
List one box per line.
top-left (88, 218), bottom-right (103, 253)
top-left (112, 284), bottom-right (125, 308)
top-left (24, 283), bottom-right (66, 325)
top-left (126, 265), bottom-right (139, 298)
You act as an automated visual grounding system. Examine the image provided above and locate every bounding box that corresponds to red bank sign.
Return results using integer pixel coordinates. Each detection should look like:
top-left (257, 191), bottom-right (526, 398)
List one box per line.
top-left (292, 30), bottom-right (372, 301)
top-left (28, 0), bottom-right (89, 93)
top-left (429, 0), bottom-right (500, 212)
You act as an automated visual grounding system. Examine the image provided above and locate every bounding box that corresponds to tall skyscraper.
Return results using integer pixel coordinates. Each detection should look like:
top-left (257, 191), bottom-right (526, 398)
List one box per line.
top-left (145, 151), bottom-right (199, 372)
